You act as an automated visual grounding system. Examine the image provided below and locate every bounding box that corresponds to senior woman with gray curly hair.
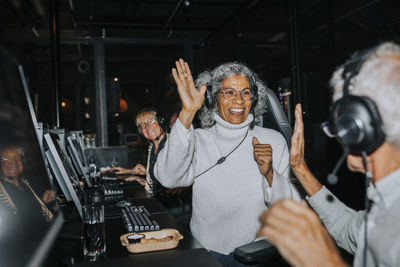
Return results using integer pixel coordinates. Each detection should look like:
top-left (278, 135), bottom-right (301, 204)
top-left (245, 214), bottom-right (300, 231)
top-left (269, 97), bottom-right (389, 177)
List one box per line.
top-left (154, 58), bottom-right (301, 266)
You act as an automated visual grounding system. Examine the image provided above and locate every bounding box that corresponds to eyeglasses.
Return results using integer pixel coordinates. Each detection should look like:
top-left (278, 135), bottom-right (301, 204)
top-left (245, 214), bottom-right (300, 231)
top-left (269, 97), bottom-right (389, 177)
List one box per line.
top-left (219, 88), bottom-right (252, 101)
top-left (1, 155), bottom-right (24, 162)
top-left (138, 118), bottom-right (157, 129)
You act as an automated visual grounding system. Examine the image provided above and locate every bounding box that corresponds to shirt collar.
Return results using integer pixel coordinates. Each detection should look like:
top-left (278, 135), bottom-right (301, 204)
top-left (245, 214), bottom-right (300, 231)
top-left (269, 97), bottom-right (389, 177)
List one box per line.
top-left (367, 168), bottom-right (400, 207)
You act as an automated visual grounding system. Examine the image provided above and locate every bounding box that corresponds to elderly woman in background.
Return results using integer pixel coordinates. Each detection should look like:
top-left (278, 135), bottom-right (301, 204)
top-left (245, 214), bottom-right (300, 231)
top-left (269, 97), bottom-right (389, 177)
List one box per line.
top-left (154, 59), bottom-right (301, 266)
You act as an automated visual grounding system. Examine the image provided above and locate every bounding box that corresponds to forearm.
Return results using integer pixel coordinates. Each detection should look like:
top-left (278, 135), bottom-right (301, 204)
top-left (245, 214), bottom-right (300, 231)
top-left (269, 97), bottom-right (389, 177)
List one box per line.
top-left (293, 165), bottom-right (322, 196)
top-left (178, 108), bottom-right (197, 129)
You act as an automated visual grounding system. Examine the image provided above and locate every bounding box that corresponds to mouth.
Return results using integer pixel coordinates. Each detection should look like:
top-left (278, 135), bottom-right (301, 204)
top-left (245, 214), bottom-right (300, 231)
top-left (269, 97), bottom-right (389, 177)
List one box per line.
top-left (229, 108), bottom-right (244, 115)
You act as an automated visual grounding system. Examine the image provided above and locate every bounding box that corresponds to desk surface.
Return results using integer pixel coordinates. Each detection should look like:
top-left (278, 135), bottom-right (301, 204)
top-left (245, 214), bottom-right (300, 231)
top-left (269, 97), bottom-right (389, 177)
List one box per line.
top-left (50, 185), bottom-right (222, 267)
top-left (74, 248), bottom-right (222, 267)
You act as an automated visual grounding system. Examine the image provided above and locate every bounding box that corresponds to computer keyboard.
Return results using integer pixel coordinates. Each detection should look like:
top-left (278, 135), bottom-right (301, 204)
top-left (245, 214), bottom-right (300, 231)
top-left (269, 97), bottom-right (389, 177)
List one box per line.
top-left (100, 182), bottom-right (123, 195)
top-left (101, 171), bottom-right (118, 181)
top-left (121, 205), bottom-right (160, 233)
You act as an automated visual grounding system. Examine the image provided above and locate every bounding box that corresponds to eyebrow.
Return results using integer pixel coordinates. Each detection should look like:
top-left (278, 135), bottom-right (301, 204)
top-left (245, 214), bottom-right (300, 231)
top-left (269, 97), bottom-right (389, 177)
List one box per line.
top-left (221, 87), bottom-right (251, 91)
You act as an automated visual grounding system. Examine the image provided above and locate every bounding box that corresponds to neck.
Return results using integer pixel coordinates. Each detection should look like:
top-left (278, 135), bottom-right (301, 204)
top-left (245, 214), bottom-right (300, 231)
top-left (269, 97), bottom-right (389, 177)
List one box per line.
top-left (370, 142), bottom-right (400, 183)
top-left (3, 176), bottom-right (23, 190)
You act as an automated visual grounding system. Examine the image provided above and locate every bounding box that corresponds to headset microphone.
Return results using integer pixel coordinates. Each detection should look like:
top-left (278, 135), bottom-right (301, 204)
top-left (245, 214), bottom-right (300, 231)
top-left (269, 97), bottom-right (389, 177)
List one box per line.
top-left (327, 147), bottom-right (349, 185)
top-left (155, 130), bottom-right (164, 141)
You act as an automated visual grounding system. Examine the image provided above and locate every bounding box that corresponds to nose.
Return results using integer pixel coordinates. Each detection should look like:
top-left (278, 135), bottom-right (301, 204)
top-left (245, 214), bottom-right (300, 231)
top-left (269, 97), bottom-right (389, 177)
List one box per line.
top-left (233, 92), bottom-right (245, 103)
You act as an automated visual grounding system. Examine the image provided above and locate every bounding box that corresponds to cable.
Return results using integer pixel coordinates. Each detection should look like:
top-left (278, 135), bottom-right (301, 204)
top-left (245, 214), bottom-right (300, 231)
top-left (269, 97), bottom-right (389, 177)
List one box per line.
top-left (193, 128), bottom-right (250, 179)
top-left (361, 150), bottom-right (371, 267)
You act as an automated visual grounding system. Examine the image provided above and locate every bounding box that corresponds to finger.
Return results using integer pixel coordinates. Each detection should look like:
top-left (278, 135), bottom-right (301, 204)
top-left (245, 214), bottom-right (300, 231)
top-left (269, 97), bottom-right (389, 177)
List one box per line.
top-left (179, 58), bottom-right (187, 73)
top-left (252, 136), bottom-right (259, 146)
top-left (175, 60), bottom-right (185, 78)
top-left (253, 145), bottom-right (272, 151)
top-left (199, 84), bottom-right (207, 95)
top-left (172, 68), bottom-right (183, 86)
top-left (295, 104), bottom-right (304, 140)
top-left (184, 62), bottom-right (193, 82)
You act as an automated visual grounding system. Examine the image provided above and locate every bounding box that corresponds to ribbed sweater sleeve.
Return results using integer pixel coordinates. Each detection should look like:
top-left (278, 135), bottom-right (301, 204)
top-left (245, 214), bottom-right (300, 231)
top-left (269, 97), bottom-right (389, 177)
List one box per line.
top-left (154, 118), bottom-right (196, 188)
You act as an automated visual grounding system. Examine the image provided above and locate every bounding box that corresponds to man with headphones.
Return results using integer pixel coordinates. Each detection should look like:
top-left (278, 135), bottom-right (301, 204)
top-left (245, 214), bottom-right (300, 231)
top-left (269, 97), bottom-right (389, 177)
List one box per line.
top-left (258, 42), bottom-right (400, 267)
top-left (110, 108), bottom-right (191, 215)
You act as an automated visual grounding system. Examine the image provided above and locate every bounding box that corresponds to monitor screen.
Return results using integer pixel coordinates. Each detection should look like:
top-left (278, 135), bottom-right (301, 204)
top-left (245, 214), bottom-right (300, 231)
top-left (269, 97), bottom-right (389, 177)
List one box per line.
top-left (44, 133), bottom-right (84, 219)
top-left (66, 135), bottom-right (92, 187)
top-left (0, 45), bottom-right (63, 267)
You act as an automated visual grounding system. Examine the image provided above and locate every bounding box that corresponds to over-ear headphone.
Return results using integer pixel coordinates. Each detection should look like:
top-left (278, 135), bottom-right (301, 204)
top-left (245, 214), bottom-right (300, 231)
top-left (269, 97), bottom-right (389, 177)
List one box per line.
top-left (331, 47), bottom-right (385, 155)
top-left (204, 76), bottom-right (258, 110)
top-left (136, 107), bottom-right (168, 136)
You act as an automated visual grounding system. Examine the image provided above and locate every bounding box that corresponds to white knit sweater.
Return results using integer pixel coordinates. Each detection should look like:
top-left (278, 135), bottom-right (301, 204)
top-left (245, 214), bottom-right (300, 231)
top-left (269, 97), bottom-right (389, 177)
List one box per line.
top-left (154, 113), bottom-right (301, 254)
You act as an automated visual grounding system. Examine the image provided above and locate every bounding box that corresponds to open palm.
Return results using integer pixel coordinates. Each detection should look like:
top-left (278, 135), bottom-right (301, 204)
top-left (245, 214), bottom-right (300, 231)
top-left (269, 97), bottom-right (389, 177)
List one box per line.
top-left (172, 58), bottom-right (206, 113)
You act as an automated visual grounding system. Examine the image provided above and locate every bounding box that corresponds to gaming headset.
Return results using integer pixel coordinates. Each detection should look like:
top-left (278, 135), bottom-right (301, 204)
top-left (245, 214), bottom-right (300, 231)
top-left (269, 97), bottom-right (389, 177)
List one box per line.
top-left (330, 47), bottom-right (385, 155)
top-left (136, 107), bottom-right (168, 137)
top-left (204, 75), bottom-right (258, 111)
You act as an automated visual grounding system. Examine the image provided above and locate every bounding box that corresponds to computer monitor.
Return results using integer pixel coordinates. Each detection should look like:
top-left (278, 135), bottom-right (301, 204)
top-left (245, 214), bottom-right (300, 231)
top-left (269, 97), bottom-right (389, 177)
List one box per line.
top-left (0, 45), bottom-right (63, 267)
top-left (44, 133), bottom-right (84, 219)
top-left (66, 135), bottom-right (92, 187)
top-left (70, 131), bottom-right (89, 168)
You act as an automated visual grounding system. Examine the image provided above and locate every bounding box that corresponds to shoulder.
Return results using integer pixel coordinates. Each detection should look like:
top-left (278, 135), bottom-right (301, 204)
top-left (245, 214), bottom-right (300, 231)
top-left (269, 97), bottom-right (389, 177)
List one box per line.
top-left (252, 126), bottom-right (287, 145)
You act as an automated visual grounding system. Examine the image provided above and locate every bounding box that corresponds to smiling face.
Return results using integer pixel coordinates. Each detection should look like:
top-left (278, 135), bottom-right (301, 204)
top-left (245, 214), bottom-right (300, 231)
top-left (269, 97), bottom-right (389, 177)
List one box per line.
top-left (0, 147), bottom-right (24, 179)
top-left (137, 111), bottom-right (163, 142)
top-left (217, 74), bottom-right (252, 124)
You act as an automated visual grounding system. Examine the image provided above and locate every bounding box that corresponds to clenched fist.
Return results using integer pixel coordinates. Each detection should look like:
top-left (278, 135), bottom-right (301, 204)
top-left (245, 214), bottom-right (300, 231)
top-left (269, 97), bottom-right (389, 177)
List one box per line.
top-left (252, 137), bottom-right (274, 185)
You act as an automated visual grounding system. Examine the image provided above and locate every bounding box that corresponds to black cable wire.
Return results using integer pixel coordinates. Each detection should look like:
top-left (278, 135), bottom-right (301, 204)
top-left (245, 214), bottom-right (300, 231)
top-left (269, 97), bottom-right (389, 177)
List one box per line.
top-left (194, 128), bottom-right (250, 179)
top-left (361, 150), bottom-right (371, 267)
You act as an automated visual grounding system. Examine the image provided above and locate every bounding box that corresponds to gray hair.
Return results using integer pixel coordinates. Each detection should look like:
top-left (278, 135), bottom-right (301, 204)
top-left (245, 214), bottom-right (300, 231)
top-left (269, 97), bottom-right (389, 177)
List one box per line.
top-left (195, 62), bottom-right (268, 128)
top-left (330, 42), bottom-right (400, 148)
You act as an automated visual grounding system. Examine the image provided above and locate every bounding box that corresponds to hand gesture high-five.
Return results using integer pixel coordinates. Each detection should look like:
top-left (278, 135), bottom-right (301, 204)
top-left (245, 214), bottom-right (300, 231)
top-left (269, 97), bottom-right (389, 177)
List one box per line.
top-left (290, 103), bottom-right (322, 196)
top-left (172, 58), bottom-right (206, 129)
top-left (290, 104), bottom-right (307, 174)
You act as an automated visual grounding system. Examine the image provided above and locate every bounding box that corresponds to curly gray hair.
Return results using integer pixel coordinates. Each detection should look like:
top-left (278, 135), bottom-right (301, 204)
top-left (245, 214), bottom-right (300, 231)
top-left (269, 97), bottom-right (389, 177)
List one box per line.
top-left (330, 42), bottom-right (400, 148)
top-left (195, 62), bottom-right (268, 128)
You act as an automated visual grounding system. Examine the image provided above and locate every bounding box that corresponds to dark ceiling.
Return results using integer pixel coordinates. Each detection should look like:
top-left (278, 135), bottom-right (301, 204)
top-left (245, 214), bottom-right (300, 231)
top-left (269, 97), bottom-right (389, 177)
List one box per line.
top-left (0, 0), bottom-right (399, 131)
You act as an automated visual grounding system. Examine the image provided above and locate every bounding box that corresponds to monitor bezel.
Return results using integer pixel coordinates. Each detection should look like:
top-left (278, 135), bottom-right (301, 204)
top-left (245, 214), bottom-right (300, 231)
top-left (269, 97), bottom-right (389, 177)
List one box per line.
top-left (66, 135), bottom-right (92, 187)
top-left (44, 133), bottom-right (83, 219)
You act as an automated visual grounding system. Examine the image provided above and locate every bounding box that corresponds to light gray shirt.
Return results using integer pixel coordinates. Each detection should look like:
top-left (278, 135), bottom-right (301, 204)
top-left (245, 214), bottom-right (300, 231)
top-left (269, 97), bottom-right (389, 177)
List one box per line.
top-left (307, 168), bottom-right (400, 267)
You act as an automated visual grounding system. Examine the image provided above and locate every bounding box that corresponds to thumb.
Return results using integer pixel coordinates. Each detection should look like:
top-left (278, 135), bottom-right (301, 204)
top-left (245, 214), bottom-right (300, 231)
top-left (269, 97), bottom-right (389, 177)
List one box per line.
top-left (199, 84), bottom-right (207, 95)
top-left (252, 136), bottom-right (259, 146)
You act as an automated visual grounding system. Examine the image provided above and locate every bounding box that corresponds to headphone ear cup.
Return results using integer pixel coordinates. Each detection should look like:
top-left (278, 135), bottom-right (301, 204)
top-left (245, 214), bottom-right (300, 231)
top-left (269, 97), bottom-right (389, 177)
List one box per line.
top-left (156, 113), bottom-right (168, 133)
top-left (205, 84), bottom-right (214, 109)
top-left (332, 95), bottom-right (385, 154)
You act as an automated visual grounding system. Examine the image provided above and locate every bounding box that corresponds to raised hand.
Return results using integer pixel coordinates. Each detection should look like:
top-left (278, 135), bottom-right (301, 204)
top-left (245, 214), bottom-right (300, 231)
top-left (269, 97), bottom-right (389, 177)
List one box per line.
top-left (133, 164), bottom-right (146, 176)
top-left (258, 199), bottom-right (346, 267)
top-left (172, 58), bottom-right (206, 128)
top-left (252, 137), bottom-right (274, 185)
top-left (290, 104), bottom-right (307, 175)
top-left (290, 104), bottom-right (322, 196)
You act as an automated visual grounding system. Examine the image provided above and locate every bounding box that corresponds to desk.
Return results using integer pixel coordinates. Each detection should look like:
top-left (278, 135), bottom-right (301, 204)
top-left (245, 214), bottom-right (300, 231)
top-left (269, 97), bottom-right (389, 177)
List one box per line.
top-left (48, 185), bottom-right (222, 267)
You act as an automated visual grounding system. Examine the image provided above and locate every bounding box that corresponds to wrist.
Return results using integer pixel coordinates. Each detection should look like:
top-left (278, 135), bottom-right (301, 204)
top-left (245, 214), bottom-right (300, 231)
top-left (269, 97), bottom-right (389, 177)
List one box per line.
top-left (179, 109), bottom-right (196, 129)
top-left (264, 169), bottom-right (274, 186)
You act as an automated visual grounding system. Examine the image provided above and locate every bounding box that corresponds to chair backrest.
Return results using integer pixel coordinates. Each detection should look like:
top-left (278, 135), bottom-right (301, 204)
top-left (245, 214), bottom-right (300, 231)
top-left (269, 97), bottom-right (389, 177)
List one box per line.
top-left (262, 88), bottom-right (292, 147)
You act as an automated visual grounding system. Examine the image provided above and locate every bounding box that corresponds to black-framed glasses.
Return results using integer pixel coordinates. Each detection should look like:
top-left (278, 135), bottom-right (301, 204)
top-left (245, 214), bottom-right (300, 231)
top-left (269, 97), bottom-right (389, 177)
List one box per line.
top-left (219, 88), bottom-right (252, 101)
